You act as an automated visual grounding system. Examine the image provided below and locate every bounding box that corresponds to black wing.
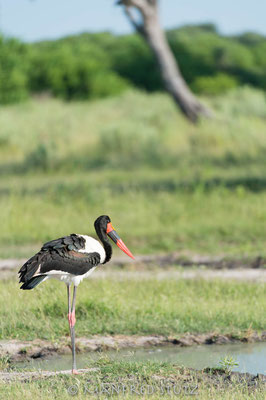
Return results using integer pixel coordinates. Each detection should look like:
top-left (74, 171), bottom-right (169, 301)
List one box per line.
top-left (18, 234), bottom-right (101, 288)
top-left (41, 233), bottom-right (86, 252)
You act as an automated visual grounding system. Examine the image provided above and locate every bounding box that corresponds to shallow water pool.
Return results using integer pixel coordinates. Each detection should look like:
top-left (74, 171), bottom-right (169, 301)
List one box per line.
top-left (15, 342), bottom-right (266, 375)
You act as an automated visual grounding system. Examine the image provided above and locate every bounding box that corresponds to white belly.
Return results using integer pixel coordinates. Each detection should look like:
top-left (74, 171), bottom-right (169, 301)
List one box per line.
top-left (45, 266), bottom-right (97, 286)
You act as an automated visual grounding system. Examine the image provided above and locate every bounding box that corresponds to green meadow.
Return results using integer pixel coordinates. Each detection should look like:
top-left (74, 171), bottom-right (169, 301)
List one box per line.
top-left (0, 86), bottom-right (266, 399)
top-left (0, 87), bottom-right (266, 258)
top-left (0, 277), bottom-right (264, 340)
top-left (1, 360), bottom-right (265, 400)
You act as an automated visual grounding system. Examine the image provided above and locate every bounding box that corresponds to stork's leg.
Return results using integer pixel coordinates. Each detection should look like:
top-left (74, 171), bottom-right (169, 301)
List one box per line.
top-left (67, 284), bottom-right (78, 374)
top-left (67, 284), bottom-right (71, 326)
top-left (71, 286), bottom-right (78, 374)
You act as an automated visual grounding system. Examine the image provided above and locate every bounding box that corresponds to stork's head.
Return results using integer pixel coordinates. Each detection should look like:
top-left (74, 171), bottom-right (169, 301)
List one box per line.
top-left (94, 215), bottom-right (135, 259)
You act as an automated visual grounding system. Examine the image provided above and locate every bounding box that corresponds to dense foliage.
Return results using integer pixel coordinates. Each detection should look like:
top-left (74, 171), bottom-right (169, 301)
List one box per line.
top-left (0, 24), bottom-right (266, 104)
top-left (0, 36), bottom-right (29, 103)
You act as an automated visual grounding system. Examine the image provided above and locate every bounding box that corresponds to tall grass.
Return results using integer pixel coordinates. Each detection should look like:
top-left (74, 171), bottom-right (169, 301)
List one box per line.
top-left (0, 175), bottom-right (265, 257)
top-left (0, 278), bottom-right (264, 340)
top-left (0, 87), bottom-right (265, 257)
top-left (0, 87), bottom-right (266, 172)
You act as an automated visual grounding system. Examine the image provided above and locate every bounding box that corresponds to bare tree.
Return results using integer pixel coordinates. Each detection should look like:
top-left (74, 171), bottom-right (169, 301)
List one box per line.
top-left (117, 0), bottom-right (211, 122)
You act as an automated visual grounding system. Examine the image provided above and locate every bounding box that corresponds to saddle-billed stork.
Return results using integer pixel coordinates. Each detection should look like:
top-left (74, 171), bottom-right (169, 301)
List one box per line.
top-left (18, 215), bottom-right (134, 374)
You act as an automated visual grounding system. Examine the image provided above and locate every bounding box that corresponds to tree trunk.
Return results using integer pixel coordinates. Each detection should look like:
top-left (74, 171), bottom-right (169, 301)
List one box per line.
top-left (118, 0), bottom-right (212, 122)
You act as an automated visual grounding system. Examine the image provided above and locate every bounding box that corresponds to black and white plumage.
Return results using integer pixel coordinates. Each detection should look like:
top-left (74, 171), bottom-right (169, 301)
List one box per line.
top-left (18, 215), bottom-right (134, 374)
top-left (19, 234), bottom-right (105, 289)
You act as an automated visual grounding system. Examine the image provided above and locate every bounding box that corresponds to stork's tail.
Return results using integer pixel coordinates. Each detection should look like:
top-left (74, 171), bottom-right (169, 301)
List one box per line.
top-left (20, 275), bottom-right (47, 290)
top-left (18, 252), bottom-right (47, 290)
top-left (19, 252), bottom-right (43, 282)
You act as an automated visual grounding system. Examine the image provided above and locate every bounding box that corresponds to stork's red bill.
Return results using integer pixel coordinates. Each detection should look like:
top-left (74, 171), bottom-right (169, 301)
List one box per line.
top-left (106, 222), bottom-right (135, 259)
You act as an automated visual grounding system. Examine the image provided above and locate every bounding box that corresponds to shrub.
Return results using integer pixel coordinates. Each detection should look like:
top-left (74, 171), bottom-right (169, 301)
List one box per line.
top-left (1, 25), bottom-right (266, 104)
top-left (29, 45), bottom-right (129, 100)
top-left (192, 73), bottom-right (238, 95)
top-left (0, 36), bottom-right (29, 104)
top-left (88, 71), bottom-right (129, 99)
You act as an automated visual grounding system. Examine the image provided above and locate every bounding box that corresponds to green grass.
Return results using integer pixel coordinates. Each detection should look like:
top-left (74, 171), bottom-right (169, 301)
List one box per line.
top-left (0, 277), bottom-right (264, 340)
top-left (0, 359), bottom-right (265, 399)
top-left (0, 171), bottom-right (266, 258)
top-left (0, 88), bottom-right (265, 399)
top-left (0, 87), bottom-right (266, 257)
top-left (1, 88), bottom-right (266, 179)
top-left (1, 87), bottom-right (266, 169)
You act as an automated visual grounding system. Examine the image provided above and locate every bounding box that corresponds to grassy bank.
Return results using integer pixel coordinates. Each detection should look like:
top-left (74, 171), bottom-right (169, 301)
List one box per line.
top-left (0, 360), bottom-right (264, 399)
top-left (0, 171), bottom-right (266, 258)
top-left (0, 87), bottom-right (266, 258)
top-left (0, 277), bottom-right (264, 340)
top-left (1, 87), bottom-right (266, 171)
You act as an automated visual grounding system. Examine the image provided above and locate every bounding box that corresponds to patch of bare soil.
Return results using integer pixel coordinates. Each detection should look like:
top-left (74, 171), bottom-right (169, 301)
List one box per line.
top-left (124, 253), bottom-right (266, 270)
top-left (0, 368), bottom-right (98, 382)
top-left (1, 332), bottom-right (265, 363)
top-left (0, 252), bottom-right (265, 276)
top-left (92, 268), bottom-right (266, 282)
top-left (1, 256), bottom-right (266, 282)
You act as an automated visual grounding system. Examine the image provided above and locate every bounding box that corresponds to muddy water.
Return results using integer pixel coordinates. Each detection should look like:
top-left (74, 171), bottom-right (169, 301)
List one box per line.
top-left (15, 342), bottom-right (266, 375)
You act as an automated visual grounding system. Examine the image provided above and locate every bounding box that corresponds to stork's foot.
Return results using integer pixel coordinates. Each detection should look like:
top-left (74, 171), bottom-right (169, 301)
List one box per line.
top-left (68, 312), bottom-right (76, 328)
top-left (72, 369), bottom-right (79, 375)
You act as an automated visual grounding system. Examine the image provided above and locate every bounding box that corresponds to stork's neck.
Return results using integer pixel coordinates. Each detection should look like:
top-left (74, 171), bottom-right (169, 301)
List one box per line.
top-left (95, 226), bottom-right (112, 264)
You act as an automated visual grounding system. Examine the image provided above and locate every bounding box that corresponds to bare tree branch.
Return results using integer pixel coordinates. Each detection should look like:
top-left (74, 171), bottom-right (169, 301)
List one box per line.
top-left (117, 0), bottom-right (146, 9)
top-left (117, 0), bottom-right (152, 14)
top-left (118, 0), bottom-right (212, 122)
top-left (147, 0), bottom-right (157, 6)
top-left (124, 6), bottom-right (145, 36)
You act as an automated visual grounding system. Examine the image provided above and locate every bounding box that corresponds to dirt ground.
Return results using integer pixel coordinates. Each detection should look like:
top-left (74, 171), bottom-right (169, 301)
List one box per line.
top-left (0, 253), bottom-right (266, 281)
top-left (1, 252), bottom-right (266, 271)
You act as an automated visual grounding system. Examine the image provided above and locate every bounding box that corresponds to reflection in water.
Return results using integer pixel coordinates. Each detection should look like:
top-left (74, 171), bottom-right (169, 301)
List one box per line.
top-left (15, 342), bottom-right (266, 375)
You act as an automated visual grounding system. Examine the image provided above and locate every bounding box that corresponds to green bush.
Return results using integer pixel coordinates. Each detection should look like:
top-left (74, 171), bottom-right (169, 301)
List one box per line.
top-left (0, 36), bottom-right (29, 104)
top-left (108, 34), bottom-right (161, 91)
top-left (192, 73), bottom-right (238, 95)
top-left (28, 42), bottom-right (129, 100)
top-left (87, 71), bottom-right (129, 99)
top-left (1, 24), bottom-right (266, 105)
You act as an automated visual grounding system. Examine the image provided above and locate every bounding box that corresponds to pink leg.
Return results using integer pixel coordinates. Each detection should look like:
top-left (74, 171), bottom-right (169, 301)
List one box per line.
top-left (67, 284), bottom-right (72, 326)
top-left (67, 285), bottom-right (78, 374)
top-left (72, 368), bottom-right (79, 375)
top-left (68, 311), bottom-right (76, 328)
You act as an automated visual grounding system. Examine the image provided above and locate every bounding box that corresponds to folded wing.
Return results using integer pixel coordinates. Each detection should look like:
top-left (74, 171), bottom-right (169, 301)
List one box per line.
top-left (18, 234), bottom-right (101, 289)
